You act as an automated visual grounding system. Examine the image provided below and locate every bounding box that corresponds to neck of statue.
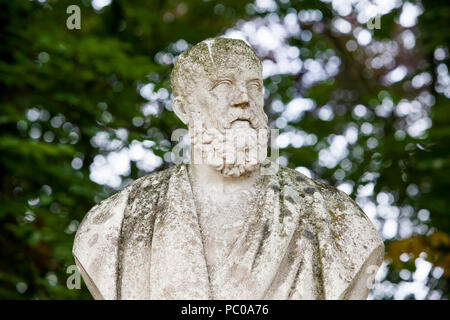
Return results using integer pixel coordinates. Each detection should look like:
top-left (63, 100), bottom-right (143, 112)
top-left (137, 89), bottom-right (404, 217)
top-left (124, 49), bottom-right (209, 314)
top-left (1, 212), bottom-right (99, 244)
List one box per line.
top-left (188, 162), bottom-right (260, 195)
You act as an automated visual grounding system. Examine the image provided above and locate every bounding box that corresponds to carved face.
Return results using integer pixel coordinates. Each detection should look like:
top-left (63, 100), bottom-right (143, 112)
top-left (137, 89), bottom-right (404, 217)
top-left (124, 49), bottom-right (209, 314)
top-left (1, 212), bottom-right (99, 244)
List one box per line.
top-left (172, 39), bottom-right (269, 177)
top-left (188, 61), bottom-right (267, 133)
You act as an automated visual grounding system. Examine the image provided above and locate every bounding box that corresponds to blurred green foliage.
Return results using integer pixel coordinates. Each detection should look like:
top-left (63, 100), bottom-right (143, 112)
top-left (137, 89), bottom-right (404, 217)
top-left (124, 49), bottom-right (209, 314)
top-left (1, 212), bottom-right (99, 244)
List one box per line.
top-left (0, 0), bottom-right (449, 299)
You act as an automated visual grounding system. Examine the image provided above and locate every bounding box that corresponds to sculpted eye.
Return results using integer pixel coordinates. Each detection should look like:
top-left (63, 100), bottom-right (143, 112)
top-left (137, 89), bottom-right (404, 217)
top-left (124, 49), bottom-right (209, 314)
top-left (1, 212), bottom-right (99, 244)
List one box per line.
top-left (247, 81), bottom-right (261, 90)
top-left (211, 79), bottom-right (232, 90)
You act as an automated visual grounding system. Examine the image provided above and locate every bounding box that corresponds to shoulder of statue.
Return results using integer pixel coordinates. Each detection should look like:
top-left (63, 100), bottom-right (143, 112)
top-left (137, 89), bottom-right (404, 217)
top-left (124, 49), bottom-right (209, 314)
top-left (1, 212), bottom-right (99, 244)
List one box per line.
top-left (124, 164), bottom-right (180, 208)
top-left (279, 165), bottom-right (380, 234)
top-left (279, 166), bottom-right (384, 298)
top-left (71, 164), bottom-right (182, 299)
top-left (76, 164), bottom-right (179, 231)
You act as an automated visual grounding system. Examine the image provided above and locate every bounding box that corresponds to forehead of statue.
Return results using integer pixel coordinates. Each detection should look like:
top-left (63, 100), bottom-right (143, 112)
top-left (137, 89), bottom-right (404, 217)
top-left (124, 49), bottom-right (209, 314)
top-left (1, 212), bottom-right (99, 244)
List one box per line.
top-left (199, 58), bottom-right (262, 83)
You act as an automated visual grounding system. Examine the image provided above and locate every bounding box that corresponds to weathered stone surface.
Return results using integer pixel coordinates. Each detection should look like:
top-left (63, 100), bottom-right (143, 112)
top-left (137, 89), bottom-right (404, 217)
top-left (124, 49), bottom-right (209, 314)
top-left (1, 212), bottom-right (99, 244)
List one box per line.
top-left (73, 164), bottom-right (384, 299)
top-left (73, 38), bottom-right (384, 300)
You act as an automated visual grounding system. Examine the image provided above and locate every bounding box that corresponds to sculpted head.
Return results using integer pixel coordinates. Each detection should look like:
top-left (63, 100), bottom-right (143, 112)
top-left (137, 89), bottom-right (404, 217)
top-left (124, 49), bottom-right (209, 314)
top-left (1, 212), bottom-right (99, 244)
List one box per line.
top-left (171, 38), bottom-right (269, 177)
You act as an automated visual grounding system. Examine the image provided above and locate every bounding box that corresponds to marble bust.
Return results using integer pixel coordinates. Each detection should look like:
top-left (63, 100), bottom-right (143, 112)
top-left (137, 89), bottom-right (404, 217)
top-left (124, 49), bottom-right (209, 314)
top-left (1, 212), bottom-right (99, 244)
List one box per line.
top-left (72, 38), bottom-right (384, 300)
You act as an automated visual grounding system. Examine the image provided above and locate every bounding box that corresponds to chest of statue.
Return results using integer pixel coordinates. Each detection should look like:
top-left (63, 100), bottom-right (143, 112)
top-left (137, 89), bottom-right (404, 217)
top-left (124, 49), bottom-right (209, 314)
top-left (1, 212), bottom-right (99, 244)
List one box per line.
top-left (193, 187), bottom-right (257, 280)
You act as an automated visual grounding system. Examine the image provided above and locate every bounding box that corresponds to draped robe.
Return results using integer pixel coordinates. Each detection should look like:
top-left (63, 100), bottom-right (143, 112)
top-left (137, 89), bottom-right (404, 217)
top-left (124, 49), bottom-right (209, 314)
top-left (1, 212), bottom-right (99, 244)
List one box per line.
top-left (72, 163), bottom-right (384, 300)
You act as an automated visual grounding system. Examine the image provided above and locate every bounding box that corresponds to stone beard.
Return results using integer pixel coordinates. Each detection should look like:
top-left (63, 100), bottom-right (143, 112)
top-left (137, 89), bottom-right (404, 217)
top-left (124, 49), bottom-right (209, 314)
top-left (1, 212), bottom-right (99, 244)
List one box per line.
top-left (72, 38), bottom-right (384, 300)
top-left (188, 111), bottom-right (269, 178)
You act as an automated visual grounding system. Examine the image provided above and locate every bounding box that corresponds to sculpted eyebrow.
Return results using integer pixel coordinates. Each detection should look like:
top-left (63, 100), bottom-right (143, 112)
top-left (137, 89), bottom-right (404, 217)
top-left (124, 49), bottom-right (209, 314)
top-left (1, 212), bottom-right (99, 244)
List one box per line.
top-left (247, 79), bottom-right (262, 86)
top-left (210, 77), bottom-right (232, 90)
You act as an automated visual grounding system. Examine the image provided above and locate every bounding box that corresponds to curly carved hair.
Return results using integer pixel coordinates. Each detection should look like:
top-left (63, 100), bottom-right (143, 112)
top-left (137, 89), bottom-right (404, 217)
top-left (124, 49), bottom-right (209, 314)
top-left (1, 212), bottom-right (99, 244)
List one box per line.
top-left (170, 38), bottom-right (262, 100)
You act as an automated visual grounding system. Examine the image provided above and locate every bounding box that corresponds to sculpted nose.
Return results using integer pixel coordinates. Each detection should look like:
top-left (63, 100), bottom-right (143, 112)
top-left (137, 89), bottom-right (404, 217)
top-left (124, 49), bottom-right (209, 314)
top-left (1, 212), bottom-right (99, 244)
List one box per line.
top-left (233, 88), bottom-right (249, 109)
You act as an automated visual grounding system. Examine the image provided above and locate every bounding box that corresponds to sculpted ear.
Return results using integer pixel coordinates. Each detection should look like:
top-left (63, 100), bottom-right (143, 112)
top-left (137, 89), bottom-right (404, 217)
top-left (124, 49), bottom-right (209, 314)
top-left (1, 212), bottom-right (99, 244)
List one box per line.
top-left (172, 96), bottom-right (189, 125)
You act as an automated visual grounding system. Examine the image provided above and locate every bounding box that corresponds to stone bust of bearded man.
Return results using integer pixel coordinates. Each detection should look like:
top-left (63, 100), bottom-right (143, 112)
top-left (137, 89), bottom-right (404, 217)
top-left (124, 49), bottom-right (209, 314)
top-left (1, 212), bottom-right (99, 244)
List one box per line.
top-left (72, 38), bottom-right (384, 300)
